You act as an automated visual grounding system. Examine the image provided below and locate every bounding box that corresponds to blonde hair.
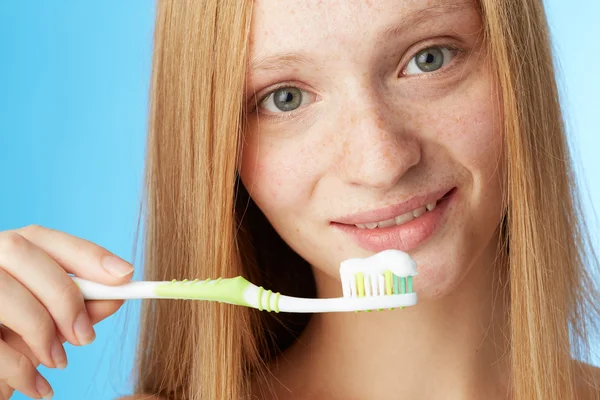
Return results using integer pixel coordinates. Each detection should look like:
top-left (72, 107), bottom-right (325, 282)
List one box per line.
top-left (131, 1), bottom-right (599, 398)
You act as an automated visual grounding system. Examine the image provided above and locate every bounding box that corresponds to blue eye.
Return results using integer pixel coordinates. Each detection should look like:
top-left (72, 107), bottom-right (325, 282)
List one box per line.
top-left (260, 86), bottom-right (315, 113)
top-left (404, 46), bottom-right (458, 75)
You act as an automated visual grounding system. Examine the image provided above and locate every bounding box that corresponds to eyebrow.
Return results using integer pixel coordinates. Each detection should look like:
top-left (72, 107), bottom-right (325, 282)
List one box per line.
top-left (249, 2), bottom-right (474, 73)
top-left (250, 52), bottom-right (317, 72)
top-left (380, 2), bottom-right (473, 42)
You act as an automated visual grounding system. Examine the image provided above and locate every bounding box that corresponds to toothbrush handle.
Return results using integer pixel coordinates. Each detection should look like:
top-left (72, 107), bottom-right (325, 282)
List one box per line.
top-left (72, 277), bottom-right (166, 300)
top-left (72, 276), bottom-right (254, 307)
top-left (72, 277), bottom-right (418, 313)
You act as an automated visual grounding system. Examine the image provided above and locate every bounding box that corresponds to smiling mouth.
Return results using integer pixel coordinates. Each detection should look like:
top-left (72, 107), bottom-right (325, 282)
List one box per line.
top-left (335, 187), bottom-right (456, 229)
top-left (354, 200), bottom-right (439, 229)
top-left (332, 187), bottom-right (457, 253)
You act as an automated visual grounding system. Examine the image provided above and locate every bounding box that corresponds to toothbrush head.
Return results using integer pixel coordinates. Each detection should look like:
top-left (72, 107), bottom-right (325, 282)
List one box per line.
top-left (339, 249), bottom-right (418, 302)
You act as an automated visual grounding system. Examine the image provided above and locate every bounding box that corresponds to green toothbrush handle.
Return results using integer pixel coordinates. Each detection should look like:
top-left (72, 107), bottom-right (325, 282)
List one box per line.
top-left (153, 276), bottom-right (254, 307)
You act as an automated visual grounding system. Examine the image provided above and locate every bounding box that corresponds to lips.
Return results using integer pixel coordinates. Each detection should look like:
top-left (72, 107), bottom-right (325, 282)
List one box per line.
top-left (354, 200), bottom-right (438, 229)
top-left (332, 187), bottom-right (455, 226)
top-left (332, 187), bottom-right (457, 252)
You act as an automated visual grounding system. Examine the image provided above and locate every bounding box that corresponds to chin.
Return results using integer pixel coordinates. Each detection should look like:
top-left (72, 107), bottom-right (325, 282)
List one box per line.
top-left (410, 226), bottom-right (502, 301)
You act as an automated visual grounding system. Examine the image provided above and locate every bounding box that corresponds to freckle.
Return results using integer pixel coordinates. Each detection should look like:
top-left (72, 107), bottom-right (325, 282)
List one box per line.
top-left (383, 147), bottom-right (391, 159)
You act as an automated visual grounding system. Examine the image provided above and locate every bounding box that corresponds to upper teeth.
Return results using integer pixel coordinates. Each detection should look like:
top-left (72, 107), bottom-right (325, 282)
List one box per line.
top-left (355, 201), bottom-right (437, 229)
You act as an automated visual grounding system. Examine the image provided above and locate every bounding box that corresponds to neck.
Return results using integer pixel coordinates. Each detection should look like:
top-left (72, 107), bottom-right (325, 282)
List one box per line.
top-left (259, 243), bottom-right (512, 400)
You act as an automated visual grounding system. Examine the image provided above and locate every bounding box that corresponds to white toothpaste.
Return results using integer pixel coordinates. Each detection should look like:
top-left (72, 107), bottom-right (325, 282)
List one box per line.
top-left (339, 249), bottom-right (418, 277)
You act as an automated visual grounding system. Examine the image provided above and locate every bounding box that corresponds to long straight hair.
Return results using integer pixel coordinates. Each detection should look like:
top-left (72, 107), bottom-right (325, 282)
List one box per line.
top-left (480, 0), bottom-right (600, 397)
top-left (132, 1), bottom-right (599, 398)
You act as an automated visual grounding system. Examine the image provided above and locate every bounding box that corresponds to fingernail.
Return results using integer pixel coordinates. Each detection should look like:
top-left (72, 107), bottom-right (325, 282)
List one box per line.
top-left (50, 338), bottom-right (67, 369)
top-left (101, 255), bottom-right (134, 277)
top-left (36, 374), bottom-right (54, 399)
top-left (73, 311), bottom-right (95, 345)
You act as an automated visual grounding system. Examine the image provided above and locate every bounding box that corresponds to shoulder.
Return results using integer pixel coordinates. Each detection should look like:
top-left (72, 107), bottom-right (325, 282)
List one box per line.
top-left (572, 360), bottom-right (600, 399)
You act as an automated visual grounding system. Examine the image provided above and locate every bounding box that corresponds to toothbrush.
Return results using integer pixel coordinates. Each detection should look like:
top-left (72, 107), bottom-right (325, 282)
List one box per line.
top-left (72, 249), bottom-right (418, 313)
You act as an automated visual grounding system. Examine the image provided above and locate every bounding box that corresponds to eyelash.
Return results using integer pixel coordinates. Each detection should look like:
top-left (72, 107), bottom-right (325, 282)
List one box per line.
top-left (250, 42), bottom-right (464, 122)
top-left (402, 43), bottom-right (462, 77)
top-left (249, 83), bottom-right (312, 121)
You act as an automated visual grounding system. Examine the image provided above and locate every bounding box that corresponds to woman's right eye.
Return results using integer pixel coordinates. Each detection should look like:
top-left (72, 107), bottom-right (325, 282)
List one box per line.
top-left (259, 86), bottom-right (317, 114)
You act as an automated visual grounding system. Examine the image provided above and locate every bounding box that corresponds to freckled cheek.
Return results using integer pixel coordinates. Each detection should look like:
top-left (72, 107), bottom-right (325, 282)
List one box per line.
top-left (239, 138), bottom-right (323, 213)
top-left (467, 117), bottom-right (502, 179)
top-left (432, 95), bottom-right (503, 177)
top-left (455, 120), bottom-right (500, 167)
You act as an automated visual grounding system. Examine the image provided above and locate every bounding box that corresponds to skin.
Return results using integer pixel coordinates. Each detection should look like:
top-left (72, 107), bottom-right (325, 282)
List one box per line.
top-left (0, 225), bottom-right (130, 399)
top-left (240, 0), bottom-right (509, 398)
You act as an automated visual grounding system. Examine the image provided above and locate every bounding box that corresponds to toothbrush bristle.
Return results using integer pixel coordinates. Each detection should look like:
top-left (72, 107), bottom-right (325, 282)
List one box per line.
top-left (338, 250), bottom-right (418, 311)
top-left (384, 270), bottom-right (393, 295)
top-left (336, 250), bottom-right (418, 312)
top-left (340, 270), bottom-right (414, 299)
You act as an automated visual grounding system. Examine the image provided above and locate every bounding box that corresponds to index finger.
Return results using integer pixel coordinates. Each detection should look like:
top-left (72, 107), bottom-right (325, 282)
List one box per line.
top-left (16, 225), bottom-right (134, 285)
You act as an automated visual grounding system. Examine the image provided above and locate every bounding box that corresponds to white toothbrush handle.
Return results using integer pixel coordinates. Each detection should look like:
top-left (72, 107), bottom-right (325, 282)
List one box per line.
top-left (72, 277), bottom-right (166, 300)
top-left (269, 293), bottom-right (417, 312)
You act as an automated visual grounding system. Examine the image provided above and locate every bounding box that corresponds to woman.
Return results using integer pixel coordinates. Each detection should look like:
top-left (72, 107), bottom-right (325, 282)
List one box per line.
top-left (0, 0), bottom-right (598, 399)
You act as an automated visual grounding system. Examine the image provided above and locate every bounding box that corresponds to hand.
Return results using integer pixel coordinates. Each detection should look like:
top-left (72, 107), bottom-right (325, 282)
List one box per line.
top-left (0, 225), bottom-right (133, 399)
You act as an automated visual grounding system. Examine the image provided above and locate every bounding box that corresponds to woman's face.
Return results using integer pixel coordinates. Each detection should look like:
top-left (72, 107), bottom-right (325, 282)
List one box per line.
top-left (239, 0), bottom-right (504, 299)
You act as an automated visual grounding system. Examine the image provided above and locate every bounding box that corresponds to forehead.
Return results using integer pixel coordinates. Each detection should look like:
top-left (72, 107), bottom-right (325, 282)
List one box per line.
top-left (249, 0), bottom-right (476, 57)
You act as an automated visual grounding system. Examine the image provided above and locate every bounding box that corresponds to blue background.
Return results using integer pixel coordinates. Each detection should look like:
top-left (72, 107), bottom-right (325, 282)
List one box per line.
top-left (1, 1), bottom-right (598, 399)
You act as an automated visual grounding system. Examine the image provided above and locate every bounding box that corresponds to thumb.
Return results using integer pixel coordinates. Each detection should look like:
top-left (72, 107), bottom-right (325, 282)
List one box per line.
top-left (57, 300), bottom-right (124, 342)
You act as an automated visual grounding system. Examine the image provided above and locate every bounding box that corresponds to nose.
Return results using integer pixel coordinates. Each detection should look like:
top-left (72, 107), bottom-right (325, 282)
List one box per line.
top-left (336, 99), bottom-right (421, 189)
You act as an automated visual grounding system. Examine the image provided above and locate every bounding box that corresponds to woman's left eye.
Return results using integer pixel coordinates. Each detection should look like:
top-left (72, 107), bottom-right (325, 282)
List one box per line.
top-left (258, 86), bottom-right (317, 114)
top-left (403, 46), bottom-right (458, 76)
